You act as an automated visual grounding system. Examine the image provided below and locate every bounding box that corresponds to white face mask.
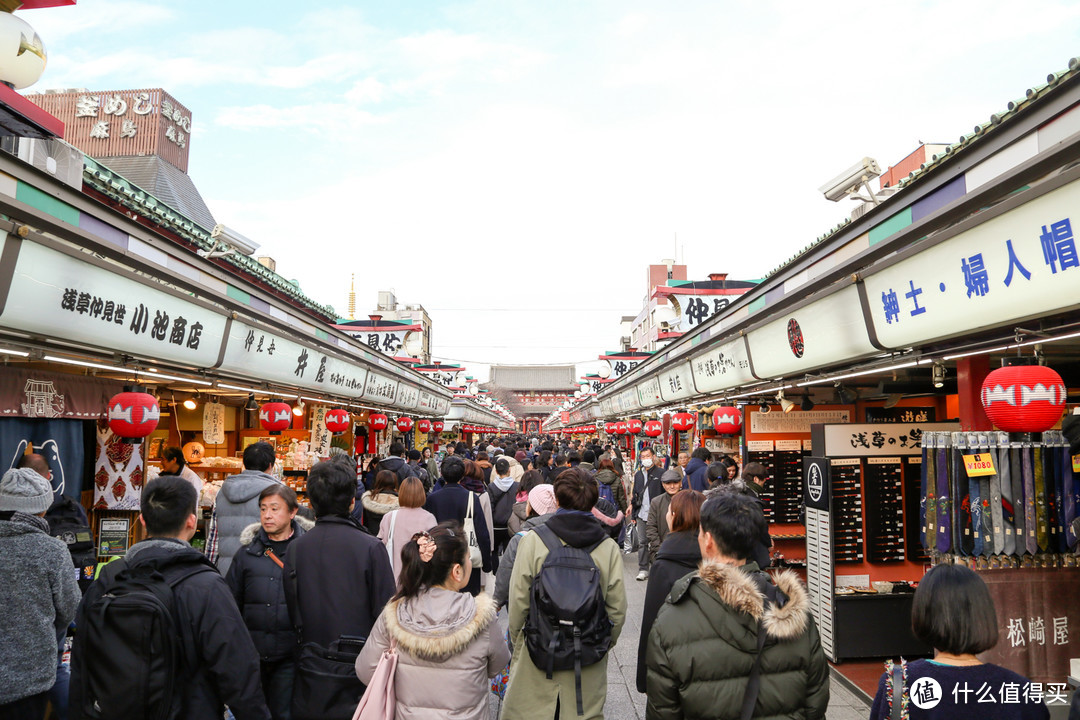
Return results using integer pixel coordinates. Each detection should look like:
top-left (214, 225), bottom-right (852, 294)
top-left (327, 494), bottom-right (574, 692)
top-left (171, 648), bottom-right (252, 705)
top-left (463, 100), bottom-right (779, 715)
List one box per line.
top-left (641, 457), bottom-right (653, 468)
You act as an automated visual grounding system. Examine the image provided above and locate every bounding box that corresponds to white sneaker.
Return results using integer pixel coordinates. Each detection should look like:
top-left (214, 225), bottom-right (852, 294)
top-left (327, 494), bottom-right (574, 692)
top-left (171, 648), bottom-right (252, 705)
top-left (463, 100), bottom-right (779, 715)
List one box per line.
top-left (636, 570), bottom-right (649, 581)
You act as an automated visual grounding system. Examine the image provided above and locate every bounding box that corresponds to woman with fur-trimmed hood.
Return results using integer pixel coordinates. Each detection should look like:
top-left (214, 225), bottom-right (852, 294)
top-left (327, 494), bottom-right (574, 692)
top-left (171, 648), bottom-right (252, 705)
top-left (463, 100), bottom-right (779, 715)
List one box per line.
top-left (356, 521), bottom-right (510, 720)
top-left (646, 493), bottom-right (828, 720)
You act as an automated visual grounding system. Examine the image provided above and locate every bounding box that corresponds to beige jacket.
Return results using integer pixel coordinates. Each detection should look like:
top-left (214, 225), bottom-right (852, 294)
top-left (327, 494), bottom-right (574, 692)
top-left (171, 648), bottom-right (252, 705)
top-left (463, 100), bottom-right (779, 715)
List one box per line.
top-left (356, 589), bottom-right (509, 720)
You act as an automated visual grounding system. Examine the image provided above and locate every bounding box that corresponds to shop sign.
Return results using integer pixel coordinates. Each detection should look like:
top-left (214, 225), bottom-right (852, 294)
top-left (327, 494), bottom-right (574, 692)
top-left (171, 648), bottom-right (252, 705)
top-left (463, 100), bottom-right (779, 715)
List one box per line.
top-left (689, 338), bottom-right (756, 394)
top-left (396, 384), bottom-right (419, 410)
top-left (97, 517), bottom-right (130, 557)
top-left (1, 367), bottom-right (120, 419)
top-left (637, 376), bottom-right (663, 407)
top-left (341, 328), bottom-right (406, 355)
top-left (202, 402), bottom-right (225, 445)
top-left (659, 361), bottom-right (696, 402)
top-left (606, 358), bottom-right (643, 379)
top-left (746, 285), bottom-right (877, 379)
top-left (0, 240), bottom-right (227, 368)
top-left (864, 178), bottom-right (1080, 349)
top-left (865, 406), bottom-right (936, 424)
top-left (747, 440), bottom-right (774, 451)
top-left (671, 293), bottom-right (736, 330)
top-left (309, 406), bottom-right (331, 457)
top-left (361, 371), bottom-right (399, 404)
top-left (417, 391), bottom-right (440, 413)
top-left (704, 437), bottom-right (739, 455)
top-left (220, 321), bottom-right (369, 397)
top-left (776, 439), bottom-right (803, 451)
top-left (820, 422), bottom-right (959, 457)
top-left (803, 457), bottom-right (830, 510)
top-left (749, 409), bottom-right (851, 434)
top-left (963, 452), bottom-right (997, 477)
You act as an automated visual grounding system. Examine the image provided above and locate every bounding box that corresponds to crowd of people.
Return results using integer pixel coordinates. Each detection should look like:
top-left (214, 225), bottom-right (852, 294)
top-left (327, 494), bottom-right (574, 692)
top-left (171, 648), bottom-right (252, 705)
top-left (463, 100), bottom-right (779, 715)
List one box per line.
top-left (0, 434), bottom-right (1068, 720)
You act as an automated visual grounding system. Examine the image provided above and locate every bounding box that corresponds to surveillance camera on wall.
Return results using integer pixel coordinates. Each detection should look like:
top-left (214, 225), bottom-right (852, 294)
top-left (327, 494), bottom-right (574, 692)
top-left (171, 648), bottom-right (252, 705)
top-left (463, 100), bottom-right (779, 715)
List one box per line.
top-left (818, 157), bottom-right (882, 202)
top-left (210, 224), bottom-right (260, 256)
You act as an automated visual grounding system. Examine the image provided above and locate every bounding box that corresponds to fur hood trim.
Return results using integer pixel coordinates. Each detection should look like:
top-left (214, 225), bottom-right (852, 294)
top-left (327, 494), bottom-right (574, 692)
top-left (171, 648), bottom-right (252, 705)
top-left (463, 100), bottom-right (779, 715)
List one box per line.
top-left (697, 562), bottom-right (809, 640)
top-left (239, 515), bottom-right (314, 547)
top-left (384, 592), bottom-right (497, 660)
top-left (361, 491), bottom-right (399, 515)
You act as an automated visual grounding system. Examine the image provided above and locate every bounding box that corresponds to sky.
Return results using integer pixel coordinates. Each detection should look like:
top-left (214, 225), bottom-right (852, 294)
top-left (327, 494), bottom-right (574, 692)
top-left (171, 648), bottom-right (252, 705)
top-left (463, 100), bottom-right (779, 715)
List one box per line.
top-left (23, 0), bottom-right (1080, 382)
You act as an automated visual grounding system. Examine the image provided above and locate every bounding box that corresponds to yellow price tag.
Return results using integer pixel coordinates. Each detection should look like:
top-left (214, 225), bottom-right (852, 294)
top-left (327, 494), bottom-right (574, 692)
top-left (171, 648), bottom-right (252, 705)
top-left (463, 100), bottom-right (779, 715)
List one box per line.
top-left (1073, 455), bottom-right (1080, 473)
top-left (962, 453), bottom-right (996, 477)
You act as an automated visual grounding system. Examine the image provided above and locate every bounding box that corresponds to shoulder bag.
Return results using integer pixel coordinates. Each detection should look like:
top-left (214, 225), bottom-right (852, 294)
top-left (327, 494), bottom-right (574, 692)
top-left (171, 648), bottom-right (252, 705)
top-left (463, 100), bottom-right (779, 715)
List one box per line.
top-left (463, 495), bottom-right (483, 567)
top-left (384, 510), bottom-right (399, 573)
top-left (352, 640), bottom-right (397, 720)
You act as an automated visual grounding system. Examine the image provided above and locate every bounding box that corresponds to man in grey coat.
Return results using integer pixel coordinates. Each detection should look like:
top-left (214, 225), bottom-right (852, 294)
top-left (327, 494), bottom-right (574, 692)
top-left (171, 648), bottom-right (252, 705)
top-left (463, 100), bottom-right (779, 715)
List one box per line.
top-left (205, 442), bottom-right (284, 576)
top-left (0, 467), bottom-right (80, 718)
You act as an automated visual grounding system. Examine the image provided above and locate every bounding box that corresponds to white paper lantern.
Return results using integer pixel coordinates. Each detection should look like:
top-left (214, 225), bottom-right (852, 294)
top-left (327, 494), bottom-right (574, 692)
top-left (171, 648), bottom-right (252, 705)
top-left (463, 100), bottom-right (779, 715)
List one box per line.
top-left (0, 14), bottom-right (46, 90)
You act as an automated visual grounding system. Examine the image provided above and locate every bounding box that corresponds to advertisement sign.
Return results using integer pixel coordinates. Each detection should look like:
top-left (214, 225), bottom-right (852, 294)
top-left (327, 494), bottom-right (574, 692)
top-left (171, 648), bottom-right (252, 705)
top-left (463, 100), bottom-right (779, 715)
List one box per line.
top-left (819, 422), bottom-right (959, 457)
top-left (689, 338), bottom-right (756, 394)
top-left (97, 518), bottom-right (130, 557)
top-left (658, 361), bottom-right (696, 402)
top-left (749, 409), bottom-right (851, 434)
top-left (637, 376), bottom-right (663, 407)
top-left (361, 371), bottom-right (399, 404)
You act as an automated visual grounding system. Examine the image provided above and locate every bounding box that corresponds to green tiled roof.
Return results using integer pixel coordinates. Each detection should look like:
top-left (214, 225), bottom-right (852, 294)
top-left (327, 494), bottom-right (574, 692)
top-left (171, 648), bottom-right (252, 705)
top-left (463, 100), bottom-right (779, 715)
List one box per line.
top-left (81, 156), bottom-right (337, 320)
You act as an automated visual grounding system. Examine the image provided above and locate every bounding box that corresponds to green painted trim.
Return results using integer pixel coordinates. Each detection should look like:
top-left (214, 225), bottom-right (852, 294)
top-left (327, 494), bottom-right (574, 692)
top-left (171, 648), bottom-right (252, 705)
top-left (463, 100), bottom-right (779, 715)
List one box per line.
top-left (315, 329), bottom-right (328, 341)
top-left (226, 284), bottom-right (251, 304)
top-left (17, 182), bottom-right (80, 225)
top-left (868, 206), bottom-right (913, 246)
top-left (748, 296), bottom-right (767, 314)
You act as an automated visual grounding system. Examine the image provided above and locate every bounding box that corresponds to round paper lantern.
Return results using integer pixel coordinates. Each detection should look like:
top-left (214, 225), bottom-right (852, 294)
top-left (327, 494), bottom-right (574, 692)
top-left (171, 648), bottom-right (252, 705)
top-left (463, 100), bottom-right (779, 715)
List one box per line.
top-left (614, 421), bottom-right (629, 435)
top-left (368, 413), bottom-right (389, 431)
top-left (107, 391), bottom-right (160, 442)
top-left (182, 441), bottom-right (205, 464)
top-left (643, 420), bottom-right (663, 437)
top-left (325, 409), bottom-right (350, 434)
top-left (417, 419), bottom-right (432, 434)
top-left (396, 417), bottom-right (414, 433)
top-left (712, 406), bottom-right (743, 435)
top-left (0, 14), bottom-right (46, 90)
top-left (627, 418), bottom-right (643, 435)
top-left (672, 412), bottom-right (696, 432)
top-left (259, 402), bottom-right (292, 434)
top-left (981, 361), bottom-right (1066, 433)
top-left (604, 421), bottom-right (616, 434)
top-left (432, 420), bottom-right (445, 433)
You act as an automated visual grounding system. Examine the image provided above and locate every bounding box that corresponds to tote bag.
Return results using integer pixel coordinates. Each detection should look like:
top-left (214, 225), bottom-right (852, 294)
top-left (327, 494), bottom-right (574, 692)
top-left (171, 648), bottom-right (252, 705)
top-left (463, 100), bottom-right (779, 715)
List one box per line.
top-left (463, 497), bottom-right (483, 567)
top-left (353, 644), bottom-right (397, 720)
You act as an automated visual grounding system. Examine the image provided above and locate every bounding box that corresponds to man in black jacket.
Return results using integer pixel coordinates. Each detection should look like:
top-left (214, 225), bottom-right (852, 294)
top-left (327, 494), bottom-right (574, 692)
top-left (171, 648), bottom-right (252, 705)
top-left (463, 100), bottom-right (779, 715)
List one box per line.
top-left (424, 456), bottom-right (491, 595)
top-left (379, 441), bottom-right (417, 485)
top-left (70, 476), bottom-right (269, 720)
top-left (284, 457), bottom-right (394, 650)
top-left (632, 446), bottom-right (665, 580)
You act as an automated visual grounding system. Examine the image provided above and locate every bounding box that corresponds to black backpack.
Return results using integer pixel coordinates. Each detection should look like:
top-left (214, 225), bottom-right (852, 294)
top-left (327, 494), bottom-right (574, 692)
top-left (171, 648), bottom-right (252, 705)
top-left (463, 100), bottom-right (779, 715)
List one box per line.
top-left (46, 497), bottom-right (96, 590)
top-left (489, 482), bottom-right (520, 529)
top-left (524, 524), bottom-right (612, 715)
top-left (75, 558), bottom-right (214, 720)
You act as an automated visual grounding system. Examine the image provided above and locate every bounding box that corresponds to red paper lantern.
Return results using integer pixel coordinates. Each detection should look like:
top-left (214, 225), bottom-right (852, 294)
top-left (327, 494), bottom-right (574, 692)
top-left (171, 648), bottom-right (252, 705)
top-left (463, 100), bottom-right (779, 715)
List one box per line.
top-left (981, 361), bottom-right (1066, 433)
top-left (627, 418), bottom-right (643, 435)
top-left (432, 420), bottom-right (445, 433)
top-left (368, 413), bottom-right (389, 431)
top-left (672, 412), bottom-right (696, 432)
top-left (614, 421), bottom-right (629, 435)
top-left (712, 406), bottom-right (743, 435)
top-left (107, 391), bottom-right (160, 442)
top-left (643, 420), bottom-right (663, 437)
top-left (396, 417), bottom-right (414, 433)
top-left (604, 421), bottom-right (616, 434)
top-left (325, 409), bottom-right (350, 434)
top-left (417, 419), bottom-right (432, 434)
top-left (259, 402), bottom-right (292, 434)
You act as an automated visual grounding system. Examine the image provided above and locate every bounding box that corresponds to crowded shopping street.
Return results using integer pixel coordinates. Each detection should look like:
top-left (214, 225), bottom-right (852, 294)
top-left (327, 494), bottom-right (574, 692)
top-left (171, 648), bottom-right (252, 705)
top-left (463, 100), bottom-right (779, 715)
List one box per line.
top-left (1, 2), bottom-right (1080, 719)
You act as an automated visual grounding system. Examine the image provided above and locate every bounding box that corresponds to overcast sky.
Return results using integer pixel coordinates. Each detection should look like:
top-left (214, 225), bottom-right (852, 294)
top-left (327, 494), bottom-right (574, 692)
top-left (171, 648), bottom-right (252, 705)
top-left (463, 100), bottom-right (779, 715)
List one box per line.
top-left (26, 0), bottom-right (1080, 381)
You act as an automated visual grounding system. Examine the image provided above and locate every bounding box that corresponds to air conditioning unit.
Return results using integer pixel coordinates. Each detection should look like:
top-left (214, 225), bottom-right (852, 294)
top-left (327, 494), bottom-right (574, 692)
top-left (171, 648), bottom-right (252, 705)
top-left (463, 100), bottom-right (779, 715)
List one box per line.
top-left (16, 137), bottom-right (84, 189)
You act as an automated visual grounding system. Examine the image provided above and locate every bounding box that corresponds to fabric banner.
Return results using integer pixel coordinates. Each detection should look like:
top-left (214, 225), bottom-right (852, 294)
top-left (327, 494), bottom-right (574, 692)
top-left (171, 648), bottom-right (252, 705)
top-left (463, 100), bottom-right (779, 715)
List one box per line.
top-left (93, 419), bottom-right (144, 510)
top-left (309, 406), bottom-right (331, 458)
top-left (202, 402), bottom-right (226, 445)
top-left (0, 417), bottom-right (86, 501)
top-left (1, 367), bottom-right (122, 419)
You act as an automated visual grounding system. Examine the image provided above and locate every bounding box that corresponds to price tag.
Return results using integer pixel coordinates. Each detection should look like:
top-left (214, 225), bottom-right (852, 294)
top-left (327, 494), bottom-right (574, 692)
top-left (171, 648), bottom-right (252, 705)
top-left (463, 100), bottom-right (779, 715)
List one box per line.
top-left (962, 453), bottom-right (996, 477)
top-left (1073, 455), bottom-right (1080, 473)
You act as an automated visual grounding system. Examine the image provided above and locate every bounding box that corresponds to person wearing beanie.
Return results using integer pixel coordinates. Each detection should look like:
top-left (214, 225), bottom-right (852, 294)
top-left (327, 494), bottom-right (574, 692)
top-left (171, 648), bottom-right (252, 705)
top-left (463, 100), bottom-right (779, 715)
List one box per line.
top-left (645, 469), bottom-right (685, 568)
top-left (492, 483), bottom-right (558, 610)
top-left (0, 468), bottom-right (80, 717)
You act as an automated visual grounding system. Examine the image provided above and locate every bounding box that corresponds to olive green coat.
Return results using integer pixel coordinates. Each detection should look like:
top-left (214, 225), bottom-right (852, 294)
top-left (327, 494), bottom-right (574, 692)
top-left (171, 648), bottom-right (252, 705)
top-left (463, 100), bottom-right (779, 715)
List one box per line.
top-left (502, 526), bottom-right (627, 720)
top-left (646, 562), bottom-right (829, 720)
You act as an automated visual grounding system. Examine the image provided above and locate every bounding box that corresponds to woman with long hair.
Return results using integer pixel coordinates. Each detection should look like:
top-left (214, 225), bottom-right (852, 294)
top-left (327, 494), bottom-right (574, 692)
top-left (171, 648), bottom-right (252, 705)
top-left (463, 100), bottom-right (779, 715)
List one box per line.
top-left (356, 522), bottom-right (510, 719)
top-left (359, 469), bottom-right (399, 535)
top-left (636, 489), bottom-right (706, 693)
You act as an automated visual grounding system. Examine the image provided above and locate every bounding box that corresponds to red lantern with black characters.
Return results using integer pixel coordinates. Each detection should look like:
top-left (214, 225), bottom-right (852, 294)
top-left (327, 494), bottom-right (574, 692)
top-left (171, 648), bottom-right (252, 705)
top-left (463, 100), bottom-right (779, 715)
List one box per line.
top-left (369, 413), bottom-right (389, 431)
top-left (107, 389), bottom-right (160, 443)
top-left (981, 359), bottom-right (1066, 433)
top-left (417, 419), bottom-right (432, 434)
top-left (396, 417), bottom-right (414, 433)
top-left (259, 401), bottom-right (292, 435)
top-left (324, 409), bottom-right (350, 434)
top-left (627, 418), bottom-right (643, 435)
top-left (432, 420), bottom-right (445, 433)
top-left (643, 420), bottom-right (663, 437)
top-left (672, 412), bottom-right (696, 432)
top-left (712, 406), bottom-right (743, 435)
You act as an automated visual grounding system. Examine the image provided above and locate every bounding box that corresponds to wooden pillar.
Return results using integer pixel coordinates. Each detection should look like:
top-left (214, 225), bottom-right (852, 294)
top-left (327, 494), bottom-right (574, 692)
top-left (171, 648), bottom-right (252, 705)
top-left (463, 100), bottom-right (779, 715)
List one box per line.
top-left (956, 356), bottom-right (993, 431)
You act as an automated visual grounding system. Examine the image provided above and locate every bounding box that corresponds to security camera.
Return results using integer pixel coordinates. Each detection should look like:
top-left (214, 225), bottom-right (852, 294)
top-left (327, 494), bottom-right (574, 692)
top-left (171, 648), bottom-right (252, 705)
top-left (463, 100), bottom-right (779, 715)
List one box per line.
top-left (818, 157), bottom-right (882, 202)
top-left (210, 224), bottom-right (260, 256)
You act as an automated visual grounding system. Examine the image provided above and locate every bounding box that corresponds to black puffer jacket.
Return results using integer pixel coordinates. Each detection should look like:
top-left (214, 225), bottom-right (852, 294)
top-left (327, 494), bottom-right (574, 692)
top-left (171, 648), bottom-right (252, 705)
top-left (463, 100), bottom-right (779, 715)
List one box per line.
top-left (225, 517), bottom-right (313, 662)
top-left (636, 530), bottom-right (700, 692)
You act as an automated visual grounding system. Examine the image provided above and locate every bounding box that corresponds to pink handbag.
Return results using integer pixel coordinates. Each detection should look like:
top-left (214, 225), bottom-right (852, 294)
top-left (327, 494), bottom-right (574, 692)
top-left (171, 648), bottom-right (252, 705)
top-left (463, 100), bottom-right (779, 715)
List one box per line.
top-left (353, 642), bottom-right (398, 720)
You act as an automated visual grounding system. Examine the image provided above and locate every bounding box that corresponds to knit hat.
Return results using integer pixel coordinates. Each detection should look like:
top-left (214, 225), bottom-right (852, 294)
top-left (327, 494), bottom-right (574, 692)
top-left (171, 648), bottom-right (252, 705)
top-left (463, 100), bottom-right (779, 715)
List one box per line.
top-left (661, 468), bottom-right (683, 484)
top-left (515, 450), bottom-right (528, 462)
top-left (0, 467), bottom-right (53, 514)
top-left (528, 484), bottom-right (558, 516)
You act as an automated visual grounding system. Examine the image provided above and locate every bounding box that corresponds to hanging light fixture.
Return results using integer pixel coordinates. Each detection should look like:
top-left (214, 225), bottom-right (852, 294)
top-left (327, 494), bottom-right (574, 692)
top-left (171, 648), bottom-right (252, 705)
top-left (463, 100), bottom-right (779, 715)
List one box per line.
top-left (932, 363), bottom-right (946, 388)
top-left (182, 396), bottom-right (198, 410)
top-left (777, 390), bottom-right (796, 413)
top-left (292, 397), bottom-right (306, 417)
top-left (244, 393), bottom-right (259, 412)
top-left (800, 396), bottom-right (815, 412)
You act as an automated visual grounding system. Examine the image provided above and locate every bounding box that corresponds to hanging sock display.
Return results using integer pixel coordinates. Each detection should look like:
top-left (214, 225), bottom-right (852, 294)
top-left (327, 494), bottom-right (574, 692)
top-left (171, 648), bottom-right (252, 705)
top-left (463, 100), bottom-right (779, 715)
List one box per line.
top-left (985, 434), bottom-right (1005, 556)
top-left (935, 436), bottom-right (951, 554)
top-left (1011, 444), bottom-right (1026, 551)
top-left (1033, 445), bottom-right (1049, 552)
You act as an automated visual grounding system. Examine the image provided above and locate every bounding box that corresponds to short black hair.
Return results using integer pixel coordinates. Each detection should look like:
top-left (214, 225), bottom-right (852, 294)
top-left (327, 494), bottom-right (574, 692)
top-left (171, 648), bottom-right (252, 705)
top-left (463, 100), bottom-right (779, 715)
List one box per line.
top-left (441, 456), bottom-right (465, 484)
top-left (243, 441), bottom-right (276, 472)
top-left (495, 457), bottom-right (510, 476)
top-left (407, 449), bottom-right (422, 461)
top-left (568, 451), bottom-right (581, 464)
top-left (692, 447), bottom-right (712, 462)
top-left (389, 441), bottom-right (406, 457)
top-left (306, 459), bottom-right (356, 517)
top-left (707, 462), bottom-right (727, 482)
top-left (161, 446), bottom-right (186, 470)
top-left (141, 476), bottom-right (197, 536)
top-left (553, 454), bottom-right (568, 466)
top-left (912, 564), bottom-right (998, 654)
top-left (553, 467), bottom-right (598, 512)
top-left (699, 493), bottom-right (767, 561)
top-left (742, 462), bottom-right (768, 483)
top-left (582, 449), bottom-right (596, 464)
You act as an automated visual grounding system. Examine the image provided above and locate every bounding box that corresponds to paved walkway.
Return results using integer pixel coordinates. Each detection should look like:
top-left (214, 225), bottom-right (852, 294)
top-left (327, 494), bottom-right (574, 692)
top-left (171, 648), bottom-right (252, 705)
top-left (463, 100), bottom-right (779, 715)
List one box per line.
top-left (490, 552), bottom-right (872, 718)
